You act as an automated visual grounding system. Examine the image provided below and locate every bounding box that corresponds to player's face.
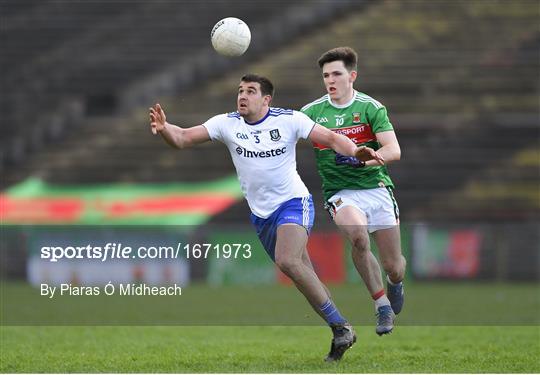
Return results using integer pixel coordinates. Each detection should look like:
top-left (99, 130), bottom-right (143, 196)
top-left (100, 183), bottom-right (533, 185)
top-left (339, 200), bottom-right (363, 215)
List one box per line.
top-left (322, 61), bottom-right (357, 105)
top-left (237, 81), bottom-right (270, 121)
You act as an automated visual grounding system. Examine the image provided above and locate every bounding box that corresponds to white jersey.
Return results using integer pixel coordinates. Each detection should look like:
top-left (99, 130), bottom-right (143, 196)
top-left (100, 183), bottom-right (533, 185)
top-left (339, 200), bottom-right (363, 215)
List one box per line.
top-left (203, 108), bottom-right (316, 218)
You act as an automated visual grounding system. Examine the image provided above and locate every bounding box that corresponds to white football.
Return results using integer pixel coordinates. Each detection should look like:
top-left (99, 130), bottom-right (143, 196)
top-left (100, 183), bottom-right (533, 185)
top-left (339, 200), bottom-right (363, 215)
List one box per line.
top-left (211, 17), bottom-right (251, 57)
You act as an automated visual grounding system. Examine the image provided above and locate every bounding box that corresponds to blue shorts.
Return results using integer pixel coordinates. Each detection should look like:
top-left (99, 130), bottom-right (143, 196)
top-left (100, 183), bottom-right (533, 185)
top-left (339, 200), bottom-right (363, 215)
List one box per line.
top-left (250, 195), bottom-right (315, 261)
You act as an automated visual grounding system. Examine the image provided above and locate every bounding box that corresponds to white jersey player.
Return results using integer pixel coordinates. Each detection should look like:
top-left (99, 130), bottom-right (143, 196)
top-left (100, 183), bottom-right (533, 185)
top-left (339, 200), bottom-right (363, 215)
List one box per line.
top-left (149, 74), bottom-right (383, 362)
top-left (203, 108), bottom-right (312, 218)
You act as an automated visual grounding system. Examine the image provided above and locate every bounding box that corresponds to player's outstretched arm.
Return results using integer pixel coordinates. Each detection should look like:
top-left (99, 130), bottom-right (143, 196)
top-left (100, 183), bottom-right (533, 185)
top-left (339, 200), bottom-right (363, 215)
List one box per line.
top-left (309, 124), bottom-right (384, 165)
top-left (371, 130), bottom-right (400, 165)
top-left (149, 103), bottom-right (210, 149)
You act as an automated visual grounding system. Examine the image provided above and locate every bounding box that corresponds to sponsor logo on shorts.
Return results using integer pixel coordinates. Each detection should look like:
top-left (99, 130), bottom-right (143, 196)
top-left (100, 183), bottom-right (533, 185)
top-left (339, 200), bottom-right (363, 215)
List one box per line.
top-left (284, 216), bottom-right (299, 220)
top-left (335, 198), bottom-right (343, 207)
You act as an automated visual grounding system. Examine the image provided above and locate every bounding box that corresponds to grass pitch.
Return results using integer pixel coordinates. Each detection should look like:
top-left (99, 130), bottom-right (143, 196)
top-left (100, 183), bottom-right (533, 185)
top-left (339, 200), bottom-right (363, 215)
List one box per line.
top-left (2, 282), bottom-right (538, 325)
top-left (1, 281), bottom-right (539, 372)
top-left (1, 326), bottom-right (539, 373)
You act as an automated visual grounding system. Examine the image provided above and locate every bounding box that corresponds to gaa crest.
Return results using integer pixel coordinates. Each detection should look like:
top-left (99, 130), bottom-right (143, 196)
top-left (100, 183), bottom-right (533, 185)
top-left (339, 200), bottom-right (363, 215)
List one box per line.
top-left (270, 129), bottom-right (281, 141)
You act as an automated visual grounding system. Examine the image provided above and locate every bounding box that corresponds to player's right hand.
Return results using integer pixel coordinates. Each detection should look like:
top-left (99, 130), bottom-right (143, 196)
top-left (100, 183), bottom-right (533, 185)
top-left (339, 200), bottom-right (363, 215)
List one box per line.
top-left (149, 103), bottom-right (166, 135)
top-left (335, 153), bottom-right (365, 168)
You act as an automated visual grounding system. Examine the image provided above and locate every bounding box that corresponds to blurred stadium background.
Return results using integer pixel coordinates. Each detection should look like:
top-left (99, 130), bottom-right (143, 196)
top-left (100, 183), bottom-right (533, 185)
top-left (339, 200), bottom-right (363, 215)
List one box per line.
top-left (1, 0), bottom-right (539, 316)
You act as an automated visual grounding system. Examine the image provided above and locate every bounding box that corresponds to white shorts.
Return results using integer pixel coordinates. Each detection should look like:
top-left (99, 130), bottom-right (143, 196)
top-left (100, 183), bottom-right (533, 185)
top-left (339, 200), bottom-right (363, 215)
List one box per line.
top-left (325, 187), bottom-right (400, 233)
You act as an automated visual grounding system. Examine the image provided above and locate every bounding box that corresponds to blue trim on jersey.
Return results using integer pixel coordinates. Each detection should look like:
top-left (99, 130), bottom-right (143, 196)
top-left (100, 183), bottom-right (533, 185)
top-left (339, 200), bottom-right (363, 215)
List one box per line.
top-left (244, 108), bottom-right (294, 125)
top-left (269, 107), bottom-right (293, 116)
top-left (244, 109), bottom-right (271, 125)
top-left (227, 111), bottom-right (241, 118)
top-left (250, 196), bottom-right (315, 261)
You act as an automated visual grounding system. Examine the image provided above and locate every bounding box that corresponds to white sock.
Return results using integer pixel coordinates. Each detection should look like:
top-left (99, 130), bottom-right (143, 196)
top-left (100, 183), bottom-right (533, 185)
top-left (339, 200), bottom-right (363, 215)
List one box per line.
top-left (386, 274), bottom-right (401, 286)
top-left (374, 294), bottom-right (391, 311)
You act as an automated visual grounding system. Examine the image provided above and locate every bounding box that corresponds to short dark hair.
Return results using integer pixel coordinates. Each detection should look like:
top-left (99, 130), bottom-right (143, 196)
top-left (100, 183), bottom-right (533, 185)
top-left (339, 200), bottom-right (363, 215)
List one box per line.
top-left (317, 47), bottom-right (358, 71)
top-left (240, 74), bottom-right (274, 97)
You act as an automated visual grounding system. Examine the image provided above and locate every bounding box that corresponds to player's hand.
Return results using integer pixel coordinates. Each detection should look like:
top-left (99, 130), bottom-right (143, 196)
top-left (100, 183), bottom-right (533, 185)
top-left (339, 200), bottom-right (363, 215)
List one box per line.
top-left (149, 103), bottom-right (166, 135)
top-left (355, 146), bottom-right (385, 165)
top-left (335, 153), bottom-right (365, 168)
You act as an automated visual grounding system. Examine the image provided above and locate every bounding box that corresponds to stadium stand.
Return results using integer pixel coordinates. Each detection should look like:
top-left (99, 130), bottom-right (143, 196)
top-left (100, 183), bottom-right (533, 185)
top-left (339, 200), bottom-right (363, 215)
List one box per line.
top-left (1, 0), bottom-right (538, 225)
top-left (1, 0), bottom-right (367, 167)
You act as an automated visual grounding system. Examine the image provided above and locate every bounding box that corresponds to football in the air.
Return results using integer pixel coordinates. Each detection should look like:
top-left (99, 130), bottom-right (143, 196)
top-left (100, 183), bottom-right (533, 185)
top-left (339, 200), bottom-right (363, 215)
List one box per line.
top-left (211, 17), bottom-right (251, 56)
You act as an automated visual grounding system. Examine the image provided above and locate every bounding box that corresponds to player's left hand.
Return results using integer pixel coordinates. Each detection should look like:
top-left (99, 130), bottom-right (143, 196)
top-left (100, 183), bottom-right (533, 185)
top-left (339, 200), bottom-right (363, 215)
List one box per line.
top-left (355, 146), bottom-right (385, 165)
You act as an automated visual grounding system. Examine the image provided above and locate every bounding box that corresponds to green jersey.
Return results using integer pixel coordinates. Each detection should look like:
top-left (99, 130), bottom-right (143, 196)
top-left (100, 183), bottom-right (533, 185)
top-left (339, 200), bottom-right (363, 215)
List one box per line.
top-left (301, 91), bottom-right (395, 201)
